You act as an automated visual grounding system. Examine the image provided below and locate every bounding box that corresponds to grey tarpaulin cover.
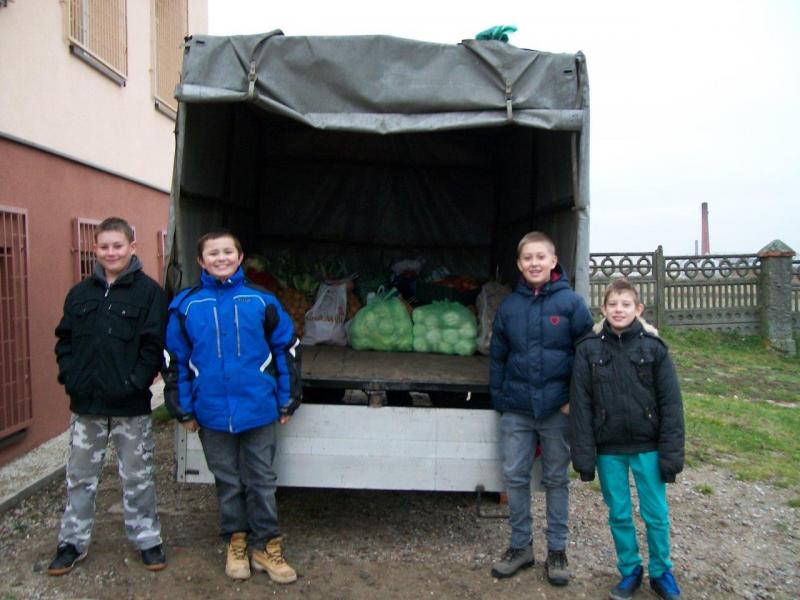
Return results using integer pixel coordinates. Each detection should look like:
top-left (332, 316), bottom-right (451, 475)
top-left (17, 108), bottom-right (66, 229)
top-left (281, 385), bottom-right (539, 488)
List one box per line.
top-left (168, 31), bottom-right (590, 295)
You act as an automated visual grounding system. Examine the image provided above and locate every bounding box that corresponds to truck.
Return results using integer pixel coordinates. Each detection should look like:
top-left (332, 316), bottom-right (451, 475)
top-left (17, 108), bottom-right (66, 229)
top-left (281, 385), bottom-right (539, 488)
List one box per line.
top-left (167, 30), bottom-right (590, 493)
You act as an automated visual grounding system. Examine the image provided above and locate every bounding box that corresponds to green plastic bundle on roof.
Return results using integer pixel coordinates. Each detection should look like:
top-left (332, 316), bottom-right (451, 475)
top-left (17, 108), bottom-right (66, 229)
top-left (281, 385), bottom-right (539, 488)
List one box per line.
top-left (475, 25), bottom-right (518, 43)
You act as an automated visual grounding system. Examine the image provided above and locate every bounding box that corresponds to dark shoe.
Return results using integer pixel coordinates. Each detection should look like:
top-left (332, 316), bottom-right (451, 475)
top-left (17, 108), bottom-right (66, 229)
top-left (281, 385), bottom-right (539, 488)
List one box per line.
top-left (545, 549), bottom-right (570, 586)
top-left (141, 544), bottom-right (166, 571)
top-left (47, 543), bottom-right (87, 576)
top-left (609, 564), bottom-right (643, 600)
top-left (490, 544), bottom-right (534, 578)
top-left (650, 570), bottom-right (681, 600)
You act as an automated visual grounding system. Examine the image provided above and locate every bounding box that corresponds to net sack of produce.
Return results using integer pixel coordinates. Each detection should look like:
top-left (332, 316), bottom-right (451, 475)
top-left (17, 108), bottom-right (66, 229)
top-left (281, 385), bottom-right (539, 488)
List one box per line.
top-left (412, 301), bottom-right (477, 356)
top-left (348, 289), bottom-right (413, 352)
top-left (302, 281), bottom-right (348, 346)
top-left (275, 287), bottom-right (311, 339)
top-left (476, 281), bottom-right (512, 355)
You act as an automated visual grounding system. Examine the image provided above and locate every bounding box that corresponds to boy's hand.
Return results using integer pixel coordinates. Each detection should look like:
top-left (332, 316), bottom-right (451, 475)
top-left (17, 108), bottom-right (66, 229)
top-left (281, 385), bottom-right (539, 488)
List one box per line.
top-left (279, 415), bottom-right (291, 425)
top-left (180, 419), bottom-right (199, 433)
top-left (559, 403), bottom-right (570, 415)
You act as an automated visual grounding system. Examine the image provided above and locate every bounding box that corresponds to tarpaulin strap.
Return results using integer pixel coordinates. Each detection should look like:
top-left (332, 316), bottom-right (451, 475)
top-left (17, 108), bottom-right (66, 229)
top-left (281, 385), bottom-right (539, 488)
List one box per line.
top-left (247, 61), bottom-right (257, 98)
top-left (506, 80), bottom-right (513, 120)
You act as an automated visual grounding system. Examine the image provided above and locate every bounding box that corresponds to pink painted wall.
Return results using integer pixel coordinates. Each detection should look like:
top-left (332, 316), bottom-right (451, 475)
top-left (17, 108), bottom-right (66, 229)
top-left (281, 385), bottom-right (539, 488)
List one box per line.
top-left (0, 138), bottom-right (169, 466)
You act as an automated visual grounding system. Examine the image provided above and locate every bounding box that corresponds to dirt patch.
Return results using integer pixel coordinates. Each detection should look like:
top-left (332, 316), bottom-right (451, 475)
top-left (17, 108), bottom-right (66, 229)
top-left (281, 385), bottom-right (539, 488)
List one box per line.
top-left (1, 422), bottom-right (798, 600)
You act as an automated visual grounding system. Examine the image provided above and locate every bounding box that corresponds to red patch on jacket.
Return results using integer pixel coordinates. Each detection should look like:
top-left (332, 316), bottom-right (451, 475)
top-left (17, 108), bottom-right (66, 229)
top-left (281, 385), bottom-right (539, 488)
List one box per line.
top-left (550, 316), bottom-right (560, 326)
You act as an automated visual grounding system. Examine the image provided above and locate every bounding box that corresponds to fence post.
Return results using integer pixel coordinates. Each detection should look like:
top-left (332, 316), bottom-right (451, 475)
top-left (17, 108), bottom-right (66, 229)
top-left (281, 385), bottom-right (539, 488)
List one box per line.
top-left (654, 245), bottom-right (666, 329)
top-left (757, 240), bottom-right (796, 354)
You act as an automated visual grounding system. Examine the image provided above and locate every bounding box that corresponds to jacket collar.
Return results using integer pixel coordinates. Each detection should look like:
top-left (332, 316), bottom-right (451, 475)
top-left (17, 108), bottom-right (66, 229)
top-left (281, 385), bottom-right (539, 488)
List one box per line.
top-left (91, 255), bottom-right (142, 287)
top-left (514, 262), bottom-right (568, 297)
top-left (594, 316), bottom-right (659, 339)
top-left (201, 266), bottom-right (246, 288)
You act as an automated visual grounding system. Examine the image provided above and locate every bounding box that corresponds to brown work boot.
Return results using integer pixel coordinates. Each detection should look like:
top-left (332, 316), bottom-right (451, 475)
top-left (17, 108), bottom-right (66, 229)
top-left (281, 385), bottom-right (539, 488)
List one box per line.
top-left (251, 535), bottom-right (297, 584)
top-left (225, 532), bottom-right (251, 580)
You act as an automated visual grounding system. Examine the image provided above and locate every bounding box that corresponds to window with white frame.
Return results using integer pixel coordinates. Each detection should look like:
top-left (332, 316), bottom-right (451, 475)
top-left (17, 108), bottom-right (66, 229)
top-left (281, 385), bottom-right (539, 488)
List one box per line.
top-left (67, 0), bottom-right (128, 84)
top-left (153, 0), bottom-right (188, 118)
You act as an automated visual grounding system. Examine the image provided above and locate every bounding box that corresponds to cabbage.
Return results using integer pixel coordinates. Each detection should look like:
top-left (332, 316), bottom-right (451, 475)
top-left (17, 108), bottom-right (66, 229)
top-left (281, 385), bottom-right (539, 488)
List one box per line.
top-left (411, 300), bottom-right (477, 356)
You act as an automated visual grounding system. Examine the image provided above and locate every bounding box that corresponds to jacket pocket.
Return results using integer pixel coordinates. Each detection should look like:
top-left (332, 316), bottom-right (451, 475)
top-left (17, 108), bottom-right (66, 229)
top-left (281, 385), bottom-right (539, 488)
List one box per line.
top-left (106, 303), bottom-right (141, 341)
top-left (628, 351), bottom-right (656, 386)
top-left (71, 299), bottom-right (99, 337)
top-left (590, 352), bottom-right (613, 384)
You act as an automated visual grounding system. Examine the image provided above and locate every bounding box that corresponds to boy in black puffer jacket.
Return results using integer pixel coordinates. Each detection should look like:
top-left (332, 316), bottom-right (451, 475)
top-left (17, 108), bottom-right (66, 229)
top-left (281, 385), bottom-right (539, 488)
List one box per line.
top-left (489, 231), bottom-right (594, 585)
top-left (570, 278), bottom-right (684, 600)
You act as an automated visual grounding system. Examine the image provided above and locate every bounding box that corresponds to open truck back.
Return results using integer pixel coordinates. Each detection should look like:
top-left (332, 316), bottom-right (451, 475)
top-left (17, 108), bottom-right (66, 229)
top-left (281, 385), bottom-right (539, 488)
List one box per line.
top-left (168, 31), bottom-right (590, 491)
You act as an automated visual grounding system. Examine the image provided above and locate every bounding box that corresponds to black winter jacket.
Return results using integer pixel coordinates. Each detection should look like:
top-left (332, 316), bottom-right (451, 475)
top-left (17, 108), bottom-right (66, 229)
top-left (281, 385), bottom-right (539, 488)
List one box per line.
top-left (490, 265), bottom-right (594, 419)
top-left (569, 318), bottom-right (684, 482)
top-left (54, 256), bottom-right (167, 416)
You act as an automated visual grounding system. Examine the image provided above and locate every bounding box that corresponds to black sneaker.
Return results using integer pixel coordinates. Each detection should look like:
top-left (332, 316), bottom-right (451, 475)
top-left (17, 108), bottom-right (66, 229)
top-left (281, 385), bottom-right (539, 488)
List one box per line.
top-left (141, 544), bottom-right (166, 571)
top-left (610, 564), bottom-right (643, 600)
top-left (650, 570), bottom-right (681, 599)
top-left (490, 544), bottom-right (534, 578)
top-left (545, 549), bottom-right (570, 586)
top-left (47, 543), bottom-right (87, 576)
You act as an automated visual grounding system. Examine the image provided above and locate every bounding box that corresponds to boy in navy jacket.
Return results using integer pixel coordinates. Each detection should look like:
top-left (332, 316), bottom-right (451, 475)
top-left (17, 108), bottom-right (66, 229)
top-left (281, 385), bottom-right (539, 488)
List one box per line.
top-left (489, 231), bottom-right (593, 585)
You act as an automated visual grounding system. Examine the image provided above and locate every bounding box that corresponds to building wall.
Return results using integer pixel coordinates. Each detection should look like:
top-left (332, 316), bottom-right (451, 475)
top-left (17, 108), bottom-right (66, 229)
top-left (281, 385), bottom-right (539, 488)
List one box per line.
top-left (0, 137), bottom-right (169, 465)
top-left (0, 0), bottom-right (208, 191)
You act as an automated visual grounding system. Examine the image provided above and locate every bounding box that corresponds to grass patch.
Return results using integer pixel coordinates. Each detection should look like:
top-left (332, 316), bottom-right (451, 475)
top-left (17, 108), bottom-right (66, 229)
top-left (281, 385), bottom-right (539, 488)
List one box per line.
top-left (150, 404), bottom-right (172, 424)
top-left (787, 498), bottom-right (800, 509)
top-left (662, 328), bottom-right (800, 405)
top-left (694, 484), bottom-right (714, 495)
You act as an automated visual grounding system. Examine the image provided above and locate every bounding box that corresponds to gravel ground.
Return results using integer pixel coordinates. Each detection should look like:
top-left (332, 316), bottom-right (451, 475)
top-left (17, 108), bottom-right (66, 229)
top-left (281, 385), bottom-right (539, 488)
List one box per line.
top-left (1, 420), bottom-right (798, 600)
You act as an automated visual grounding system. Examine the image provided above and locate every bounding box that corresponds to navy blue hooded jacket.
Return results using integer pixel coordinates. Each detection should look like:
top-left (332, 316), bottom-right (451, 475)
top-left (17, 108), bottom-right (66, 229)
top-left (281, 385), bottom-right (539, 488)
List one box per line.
top-left (490, 264), bottom-right (594, 419)
top-left (163, 267), bottom-right (301, 434)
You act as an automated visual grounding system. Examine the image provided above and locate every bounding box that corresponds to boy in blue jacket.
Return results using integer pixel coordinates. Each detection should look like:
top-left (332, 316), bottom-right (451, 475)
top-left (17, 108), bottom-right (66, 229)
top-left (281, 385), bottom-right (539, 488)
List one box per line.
top-left (489, 231), bottom-right (594, 585)
top-left (163, 230), bottom-right (301, 584)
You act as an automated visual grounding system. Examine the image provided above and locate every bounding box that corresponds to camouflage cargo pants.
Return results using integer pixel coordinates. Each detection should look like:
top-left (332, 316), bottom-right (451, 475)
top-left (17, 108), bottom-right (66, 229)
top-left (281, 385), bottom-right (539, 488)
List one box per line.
top-left (57, 414), bottom-right (162, 553)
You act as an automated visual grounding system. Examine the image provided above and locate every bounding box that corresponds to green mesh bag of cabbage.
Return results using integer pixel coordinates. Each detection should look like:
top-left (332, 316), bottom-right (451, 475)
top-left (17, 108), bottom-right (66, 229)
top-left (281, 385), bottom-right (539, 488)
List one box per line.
top-left (348, 290), bottom-right (413, 352)
top-left (411, 301), bottom-right (478, 356)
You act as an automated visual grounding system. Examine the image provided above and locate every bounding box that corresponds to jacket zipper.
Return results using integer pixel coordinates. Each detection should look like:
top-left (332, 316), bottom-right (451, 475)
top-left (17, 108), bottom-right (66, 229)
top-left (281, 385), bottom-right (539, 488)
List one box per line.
top-left (234, 304), bottom-right (241, 356)
top-left (212, 306), bottom-right (222, 358)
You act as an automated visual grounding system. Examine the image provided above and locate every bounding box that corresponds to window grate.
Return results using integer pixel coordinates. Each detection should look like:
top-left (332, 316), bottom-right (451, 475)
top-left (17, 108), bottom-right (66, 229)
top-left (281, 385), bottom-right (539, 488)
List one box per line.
top-left (153, 0), bottom-right (188, 117)
top-left (68, 0), bottom-right (128, 80)
top-left (73, 218), bottom-right (101, 283)
top-left (0, 206), bottom-right (33, 440)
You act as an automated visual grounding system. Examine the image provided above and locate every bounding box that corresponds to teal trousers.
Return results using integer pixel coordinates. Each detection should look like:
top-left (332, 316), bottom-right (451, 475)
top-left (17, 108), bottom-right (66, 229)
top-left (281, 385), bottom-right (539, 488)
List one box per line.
top-left (596, 451), bottom-right (672, 578)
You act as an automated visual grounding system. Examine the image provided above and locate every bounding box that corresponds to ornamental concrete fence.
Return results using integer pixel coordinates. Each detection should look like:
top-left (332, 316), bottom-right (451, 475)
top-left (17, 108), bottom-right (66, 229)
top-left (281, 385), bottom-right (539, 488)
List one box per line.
top-left (588, 240), bottom-right (798, 354)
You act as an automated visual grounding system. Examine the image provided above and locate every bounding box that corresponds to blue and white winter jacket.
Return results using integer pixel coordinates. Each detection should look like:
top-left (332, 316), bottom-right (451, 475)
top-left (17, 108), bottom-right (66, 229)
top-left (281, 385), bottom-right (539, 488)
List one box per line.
top-left (163, 267), bottom-right (301, 433)
top-left (490, 264), bottom-right (594, 419)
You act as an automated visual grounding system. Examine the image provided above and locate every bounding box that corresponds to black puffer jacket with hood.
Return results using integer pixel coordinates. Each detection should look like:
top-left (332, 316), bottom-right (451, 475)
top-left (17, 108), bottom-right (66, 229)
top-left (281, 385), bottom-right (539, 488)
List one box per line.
top-left (569, 317), bottom-right (684, 482)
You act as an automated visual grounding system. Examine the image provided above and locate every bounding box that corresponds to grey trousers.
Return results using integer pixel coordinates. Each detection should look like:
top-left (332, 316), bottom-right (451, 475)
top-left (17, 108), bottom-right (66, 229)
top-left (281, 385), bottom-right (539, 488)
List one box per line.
top-left (199, 423), bottom-right (280, 549)
top-left (57, 414), bottom-right (163, 553)
top-left (500, 410), bottom-right (571, 551)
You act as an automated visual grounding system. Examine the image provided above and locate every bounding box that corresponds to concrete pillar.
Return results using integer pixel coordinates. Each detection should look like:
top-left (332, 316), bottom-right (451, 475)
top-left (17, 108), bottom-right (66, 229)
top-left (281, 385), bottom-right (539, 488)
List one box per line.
top-left (757, 240), bottom-right (796, 354)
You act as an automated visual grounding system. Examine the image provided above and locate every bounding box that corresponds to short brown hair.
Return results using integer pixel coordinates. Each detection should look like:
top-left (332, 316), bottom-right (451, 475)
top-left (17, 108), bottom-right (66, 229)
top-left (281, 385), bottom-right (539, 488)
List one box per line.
top-left (196, 229), bottom-right (243, 258)
top-left (517, 231), bottom-right (555, 257)
top-left (95, 217), bottom-right (135, 243)
top-left (603, 278), bottom-right (642, 306)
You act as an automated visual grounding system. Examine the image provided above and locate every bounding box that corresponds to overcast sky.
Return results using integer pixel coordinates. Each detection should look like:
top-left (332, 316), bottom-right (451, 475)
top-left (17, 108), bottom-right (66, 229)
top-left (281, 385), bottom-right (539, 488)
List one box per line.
top-left (208, 0), bottom-right (799, 256)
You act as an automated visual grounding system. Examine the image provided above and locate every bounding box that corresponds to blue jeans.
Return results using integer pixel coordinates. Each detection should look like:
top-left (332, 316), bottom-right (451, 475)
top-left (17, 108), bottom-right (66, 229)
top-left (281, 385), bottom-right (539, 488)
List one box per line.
top-left (199, 423), bottom-right (280, 548)
top-left (500, 410), bottom-right (570, 550)
top-left (597, 451), bottom-right (672, 578)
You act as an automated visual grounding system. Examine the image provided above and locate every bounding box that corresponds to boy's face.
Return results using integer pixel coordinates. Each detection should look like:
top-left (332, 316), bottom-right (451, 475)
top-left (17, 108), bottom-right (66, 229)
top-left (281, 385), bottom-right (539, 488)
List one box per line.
top-left (198, 236), bottom-right (243, 281)
top-left (517, 241), bottom-right (558, 288)
top-left (94, 230), bottom-right (136, 280)
top-left (601, 291), bottom-right (644, 333)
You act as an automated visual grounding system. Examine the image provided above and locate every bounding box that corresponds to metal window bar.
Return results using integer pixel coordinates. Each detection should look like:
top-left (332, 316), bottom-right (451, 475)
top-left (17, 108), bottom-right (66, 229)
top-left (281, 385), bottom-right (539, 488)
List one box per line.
top-left (157, 229), bottom-right (167, 284)
top-left (154, 0), bottom-right (188, 115)
top-left (73, 218), bottom-right (101, 283)
top-left (68, 0), bottom-right (128, 79)
top-left (0, 206), bottom-right (33, 439)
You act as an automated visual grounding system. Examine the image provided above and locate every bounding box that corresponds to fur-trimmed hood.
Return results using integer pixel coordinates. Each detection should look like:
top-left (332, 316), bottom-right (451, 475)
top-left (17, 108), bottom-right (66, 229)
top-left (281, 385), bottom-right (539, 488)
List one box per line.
top-left (592, 316), bottom-right (659, 337)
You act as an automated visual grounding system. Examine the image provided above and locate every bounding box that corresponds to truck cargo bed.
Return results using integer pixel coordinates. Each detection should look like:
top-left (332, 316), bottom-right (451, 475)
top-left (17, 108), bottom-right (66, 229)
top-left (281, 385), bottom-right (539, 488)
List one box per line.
top-left (301, 345), bottom-right (490, 393)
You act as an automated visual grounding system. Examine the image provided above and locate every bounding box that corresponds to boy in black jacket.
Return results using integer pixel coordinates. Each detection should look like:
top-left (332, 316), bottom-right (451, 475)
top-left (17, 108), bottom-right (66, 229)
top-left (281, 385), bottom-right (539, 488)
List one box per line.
top-left (48, 217), bottom-right (167, 575)
top-left (570, 279), bottom-right (684, 600)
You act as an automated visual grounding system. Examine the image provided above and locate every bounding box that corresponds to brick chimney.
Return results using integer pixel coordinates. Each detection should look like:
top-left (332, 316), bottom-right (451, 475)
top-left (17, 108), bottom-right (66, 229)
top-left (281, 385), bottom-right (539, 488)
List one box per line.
top-left (701, 202), bottom-right (710, 255)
